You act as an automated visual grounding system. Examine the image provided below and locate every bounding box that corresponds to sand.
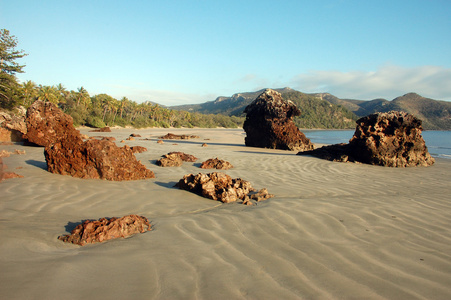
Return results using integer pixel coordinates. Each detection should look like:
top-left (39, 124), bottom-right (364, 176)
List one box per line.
top-left (1, 128), bottom-right (451, 300)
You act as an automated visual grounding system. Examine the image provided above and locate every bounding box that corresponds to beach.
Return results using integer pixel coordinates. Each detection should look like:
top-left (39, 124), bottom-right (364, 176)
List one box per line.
top-left (1, 128), bottom-right (451, 299)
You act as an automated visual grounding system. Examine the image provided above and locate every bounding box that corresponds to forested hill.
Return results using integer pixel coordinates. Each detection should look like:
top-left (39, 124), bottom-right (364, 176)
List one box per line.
top-left (172, 89), bottom-right (451, 130)
top-left (316, 92), bottom-right (451, 130)
top-left (172, 88), bottom-right (358, 129)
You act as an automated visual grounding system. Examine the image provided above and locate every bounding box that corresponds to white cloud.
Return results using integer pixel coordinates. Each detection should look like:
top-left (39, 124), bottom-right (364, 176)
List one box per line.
top-left (291, 65), bottom-right (451, 100)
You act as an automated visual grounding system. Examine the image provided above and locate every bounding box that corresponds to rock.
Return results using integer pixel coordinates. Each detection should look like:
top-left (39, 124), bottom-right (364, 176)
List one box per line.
top-left (243, 89), bottom-right (314, 151)
top-left (89, 127), bottom-right (111, 132)
top-left (14, 149), bottom-right (26, 155)
top-left (176, 172), bottom-right (274, 204)
top-left (130, 133), bottom-right (141, 137)
top-left (0, 150), bottom-right (12, 157)
top-left (126, 136), bottom-right (135, 141)
top-left (249, 188), bottom-right (275, 202)
top-left (168, 152), bottom-right (198, 162)
top-left (58, 215), bottom-right (151, 246)
top-left (299, 111), bottom-right (435, 167)
top-left (156, 152), bottom-right (183, 167)
top-left (159, 133), bottom-right (200, 140)
top-left (200, 158), bottom-right (233, 170)
top-left (0, 109), bottom-right (27, 142)
top-left (24, 100), bottom-right (82, 147)
top-left (45, 138), bottom-right (155, 181)
top-left (157, 140), bottom-right (164, 144)
top-left (201, 143), bottom-right (208, 147)
top-left (131, 146), bottom-right (148, 154)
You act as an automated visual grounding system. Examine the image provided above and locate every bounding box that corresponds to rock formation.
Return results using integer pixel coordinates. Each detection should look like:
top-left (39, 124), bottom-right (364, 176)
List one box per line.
top-left (131, 146), bottom-right (148, 154)
top-left (298, 111), bottom-right (435, 167)
top-left (58, 215), bottom-right (151, 246)
top-left (243, 89), bottom-right (314, 151)
top-left (24, 100), bottom-right (81, 147)
top-left (176, 172), bottom-right (274, 205)
top-left (0, 108), bottom-right (27, 142)
top-left (0, 157), bottom-right (24, 181)
top-left (45, 139), bottom-right (155, 180)
top-left (89, 127), bottom-right (111, 132)
top-left (159, 133), bottom-right (200, 140)
top-left (200, 158), bottom-right (233, 170)
top-left (156, 152), bottom-right (198, 167)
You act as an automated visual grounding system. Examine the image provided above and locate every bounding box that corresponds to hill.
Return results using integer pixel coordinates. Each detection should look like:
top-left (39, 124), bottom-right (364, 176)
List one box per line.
top-left (172, 89), bottom-right (451, 130)
top-left (172, 88), bottom-right (358, 129)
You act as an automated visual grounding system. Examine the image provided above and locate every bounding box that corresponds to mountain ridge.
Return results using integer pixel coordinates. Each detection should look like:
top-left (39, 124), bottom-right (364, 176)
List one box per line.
top-left (171, 89), bottom-right (451, 130)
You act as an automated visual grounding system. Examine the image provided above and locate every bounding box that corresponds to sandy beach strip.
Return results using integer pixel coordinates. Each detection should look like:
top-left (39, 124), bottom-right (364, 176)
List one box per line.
top-left (1, 128), bottom-right (451, 299)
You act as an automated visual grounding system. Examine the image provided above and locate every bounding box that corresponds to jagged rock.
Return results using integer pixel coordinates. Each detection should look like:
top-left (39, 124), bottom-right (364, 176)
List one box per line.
top-left (0, 109), bottom-right (27, 142)
top-left (200, 158), bottom-right (233, 170)
top-left (58, 215), bottom-right (151, 246)
top-left (159, 133), bottom-right (200, 140)
top-left (249, 188), bottom-right (275, 202)
top-left (176, 172), bottom-right (274, 204)
top-left (243, 89), bottom-right (314, 151)
top-left (24, 100), bottom-right (82, 147)
top-left (299, 111), bottom-right (435, 167)
top-left (89, 127), bottom-right (111, 132)
top-left (156, 153), bottom-right (183, 167)
top-left (156, 152), bottom-right (197, 167)
top-left (131, 146), bottom-right (148, 154)
top-left (45, 139), bottom-right (155, 180)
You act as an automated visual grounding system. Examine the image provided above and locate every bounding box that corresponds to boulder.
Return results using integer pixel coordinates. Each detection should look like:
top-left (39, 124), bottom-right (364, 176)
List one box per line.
top-left (89, 127), bottom-right (111, 132)
top-left (159, 133), bottom-right (200, 140)
top-left (24, 100), bottom-right (82, 147)
top-left (58, 215), bottom-right (151, 246)
top-left (45, 139), bottom-right (155, 180)
top-left (156, 152), bottom-right (197, 167)
top-left (176, 172), bottom-right (274, 204)
top-left (0, 108), bottom-right (27, 142)
top-left (200, 158), bottom-right (233, 170)
top-left (298, 111), bottom-right (435, 167)
top-left (131, 146), bottom-right (148, 154)
top-left (243, 89), bottom-right (314, 151)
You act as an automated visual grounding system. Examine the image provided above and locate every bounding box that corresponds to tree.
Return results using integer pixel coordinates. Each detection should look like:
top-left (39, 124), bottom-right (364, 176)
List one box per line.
top-left (0, 29), bottom-right (27, 108)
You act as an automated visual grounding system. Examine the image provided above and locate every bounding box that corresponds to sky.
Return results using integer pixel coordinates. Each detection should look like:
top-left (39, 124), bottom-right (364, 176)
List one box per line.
top-left (2, 0), bottom-right (451, 105)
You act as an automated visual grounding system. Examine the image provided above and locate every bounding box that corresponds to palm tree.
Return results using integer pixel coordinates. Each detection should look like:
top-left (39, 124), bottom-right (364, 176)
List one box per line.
top-left (75, 86), bottom-right (89, 107)
top-left (37, 85), bottom-right (58, 104)
top-left (21, 80), bottom-right (37, 107)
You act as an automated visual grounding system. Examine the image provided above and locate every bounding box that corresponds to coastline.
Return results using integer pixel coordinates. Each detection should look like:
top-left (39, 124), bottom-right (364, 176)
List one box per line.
top-left (1, 128), bottom-right (451, 299)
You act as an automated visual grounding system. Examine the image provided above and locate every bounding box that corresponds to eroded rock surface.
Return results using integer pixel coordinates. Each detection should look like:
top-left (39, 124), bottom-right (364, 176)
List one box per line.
top-left (299, 111), bottom-right (435, 167)
top-left (159, 133), bottom-right (200, 140)
top-left (243, 89), bottom-right (313, 151)
top-left (58, 215), bottom-right (151, 246)
top-left (176, 172), bottom-right (274, 205)
top-left (24, 100), bottom-right (82, 147)
top-left (156, 152), bottom-right (197, 167)
top-left (200, 158), bottom-right (233, 170)
top-left (0, 108), bottom-right (27, 142)
top-left (45, 139), bottom-right (155, 180)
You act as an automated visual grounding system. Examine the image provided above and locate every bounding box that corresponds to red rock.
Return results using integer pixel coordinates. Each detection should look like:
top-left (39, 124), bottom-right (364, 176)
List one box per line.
top-left (176, 172), bottom-right (273, 204)
top-left (201, 143), bottom-right (208, 147)
top-left (130, 133), bottom-right (141, 137)
top-left (299, 111), bottom-right (435, 167)
top-left (157, 140), bottom-right (164, 144)
top-left (0, 158), bottom-right (23, 181)
top-left (45, 139), bottom-right (155, 181)
top-left (24, 100), bottom-right (82, 147)
top-left (168, 152), bottom-right (197, 162)
top-left (159, 133), bottom-right (200, 140)
top-left (243, 89), bottom-right (314, 151)
top-left (0, 150), bottom-right (11, 157)
top-left (58, 215), bottom-right (151, 246)
top-left (89, 127), bottom-right (111, 132)
top-left (131, 146), bottom-right (148, 154)
top-left (0, 109), bottom-right (27, 142)
top-left (156, 153), bottom-right (183, 167)
top-left (200, 158), bottom-right (233, 170)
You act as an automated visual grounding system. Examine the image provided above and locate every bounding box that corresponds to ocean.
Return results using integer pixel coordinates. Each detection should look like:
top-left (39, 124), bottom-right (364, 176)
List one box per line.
top-left (303, 130), bottom-right (451, 160)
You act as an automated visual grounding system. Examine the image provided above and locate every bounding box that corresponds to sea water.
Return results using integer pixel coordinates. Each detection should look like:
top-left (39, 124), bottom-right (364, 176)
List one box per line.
top-left (303, 130), bottom-right (451, 159)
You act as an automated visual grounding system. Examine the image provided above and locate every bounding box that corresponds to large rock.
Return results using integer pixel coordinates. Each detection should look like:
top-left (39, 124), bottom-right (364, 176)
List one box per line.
top-left (243, 89), bottom-right (314, 151)
top-left (24, 100), bottom-right (82, 147)
top-left (0, 108), bottom-right (27, 142)
top-left (58, 215), bottom-right (151, 246)
top-left (45, 139), bottom-right (155, 180)
top-left (200, 158), bottom-right (233, 170)
top-left (156, 152), bottom-right (198, 167)
top-left (176, 172), bottom-right (274, 205)
top-left (299, 111), bottom-right (435, 167)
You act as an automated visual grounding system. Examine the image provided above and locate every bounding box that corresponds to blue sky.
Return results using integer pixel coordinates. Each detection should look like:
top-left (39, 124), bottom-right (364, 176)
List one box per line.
top-left (2, 0), bottom-right (451, 105)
